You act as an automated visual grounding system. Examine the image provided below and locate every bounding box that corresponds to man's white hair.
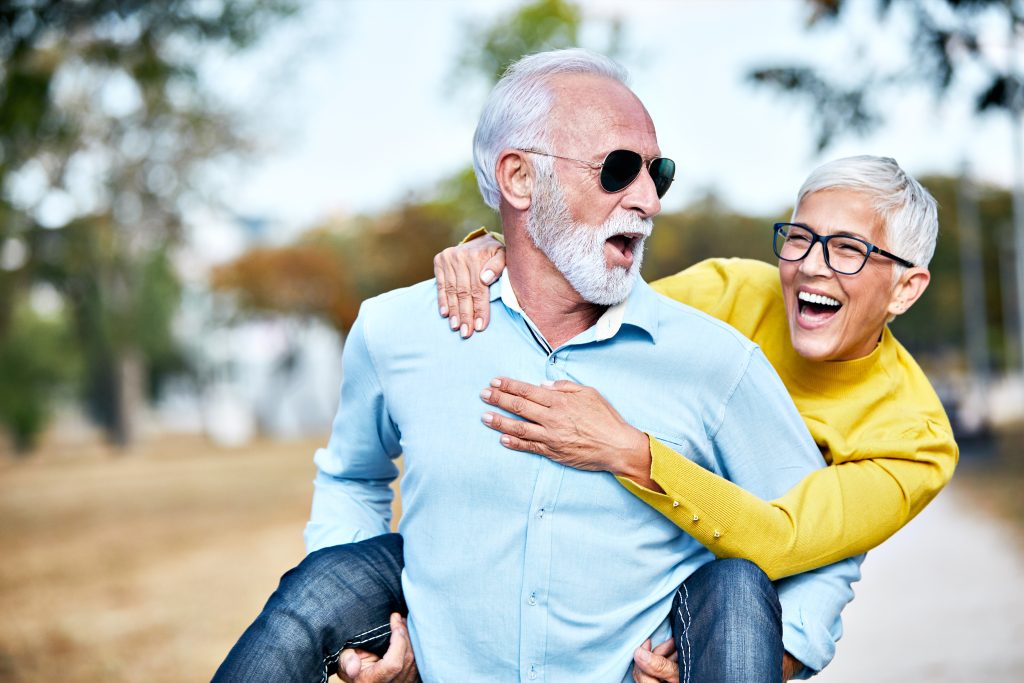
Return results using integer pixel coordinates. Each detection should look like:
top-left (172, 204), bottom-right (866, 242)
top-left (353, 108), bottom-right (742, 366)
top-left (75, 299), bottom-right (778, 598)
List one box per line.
top-left (472, 48), bottom-right (630, 210)
top-left (794, 155), bottom-right (939, 270)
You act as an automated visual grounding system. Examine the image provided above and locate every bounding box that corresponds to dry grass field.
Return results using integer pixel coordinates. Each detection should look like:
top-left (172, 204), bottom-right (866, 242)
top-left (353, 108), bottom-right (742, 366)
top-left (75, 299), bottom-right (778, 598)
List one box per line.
top-left (0, 435), bottom-right (342, 683)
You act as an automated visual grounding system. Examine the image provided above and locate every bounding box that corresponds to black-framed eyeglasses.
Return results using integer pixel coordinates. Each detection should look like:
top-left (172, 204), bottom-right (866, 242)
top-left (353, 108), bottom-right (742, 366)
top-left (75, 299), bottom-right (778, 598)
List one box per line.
top-left (518, 148), bottom-right (676, 198)
top-left (772, 222), bottom-right (915, 275)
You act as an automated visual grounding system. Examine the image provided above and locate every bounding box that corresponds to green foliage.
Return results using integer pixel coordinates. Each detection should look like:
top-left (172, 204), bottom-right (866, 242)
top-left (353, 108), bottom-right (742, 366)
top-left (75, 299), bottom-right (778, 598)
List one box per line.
top-left (0, 300), bottom-right (79, 452)
top-left (454, 0), bottom-right (584, 85)
top-left (0, 0), bottom-right (298, 446)
top-left (749, 0), bottom-right (1022, 150)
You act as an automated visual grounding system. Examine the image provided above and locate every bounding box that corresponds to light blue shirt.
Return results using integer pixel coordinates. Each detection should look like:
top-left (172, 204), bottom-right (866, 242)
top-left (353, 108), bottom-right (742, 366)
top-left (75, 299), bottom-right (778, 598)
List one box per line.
top-left (306, 272), bottom-right (862, 682)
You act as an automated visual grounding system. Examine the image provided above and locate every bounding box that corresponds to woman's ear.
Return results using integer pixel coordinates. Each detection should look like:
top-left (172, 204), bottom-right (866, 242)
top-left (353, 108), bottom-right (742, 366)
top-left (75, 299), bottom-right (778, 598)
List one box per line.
top-left (495, 149), bottom-right (533, 211)
top-left (887, 267), bottom-right (931, 317)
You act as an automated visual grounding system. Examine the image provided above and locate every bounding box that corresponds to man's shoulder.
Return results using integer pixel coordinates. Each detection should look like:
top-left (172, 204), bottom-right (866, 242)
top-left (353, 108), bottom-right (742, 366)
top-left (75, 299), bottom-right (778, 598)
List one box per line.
top-left (358, 279), bottom-right (438, 319)
top-left (354, 279), bottom-right (447, 343)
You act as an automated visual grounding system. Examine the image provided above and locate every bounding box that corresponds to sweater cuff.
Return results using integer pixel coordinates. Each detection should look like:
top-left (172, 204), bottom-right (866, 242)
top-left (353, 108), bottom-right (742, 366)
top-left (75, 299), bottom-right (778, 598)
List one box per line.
top-left (461, 227), bottom-right (504, 245)
top-left (616, 436), bottom-right (741, 551)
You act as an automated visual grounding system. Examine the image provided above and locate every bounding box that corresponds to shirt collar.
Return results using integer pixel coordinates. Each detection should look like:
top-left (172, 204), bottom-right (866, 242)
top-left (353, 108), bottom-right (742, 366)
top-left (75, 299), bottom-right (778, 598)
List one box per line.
top-left (490, 270), bottom-right (659, 343)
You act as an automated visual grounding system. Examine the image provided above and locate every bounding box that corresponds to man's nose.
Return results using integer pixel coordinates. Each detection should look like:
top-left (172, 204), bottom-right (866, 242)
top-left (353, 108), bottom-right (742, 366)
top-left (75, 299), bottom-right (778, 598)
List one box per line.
top-left (621, 166), bottom-right (661, 218)
top-left (799, 239), bottom-right (833, 277)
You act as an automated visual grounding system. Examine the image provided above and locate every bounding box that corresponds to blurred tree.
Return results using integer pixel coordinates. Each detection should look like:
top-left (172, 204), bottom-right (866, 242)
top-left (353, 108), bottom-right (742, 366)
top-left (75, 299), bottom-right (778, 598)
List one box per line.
top-left (0, 295), bottom-right (79, 452)
top-left (211, 240), bottom-right (360, 331)
top-left (0, 0), bottom-right (297, 448)
top-left (212, 175), bottom-right (488, 333)
top-left (749, 0), bottom-right (1021, 152)
top-left (452, 0), bottom-right (618, 86)
top-left (892, 175), bottom-right (1016, 362)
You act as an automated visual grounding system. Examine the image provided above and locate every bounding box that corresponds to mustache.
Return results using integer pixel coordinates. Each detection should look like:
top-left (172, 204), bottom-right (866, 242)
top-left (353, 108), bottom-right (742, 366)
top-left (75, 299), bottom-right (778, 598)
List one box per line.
top-left (594, 212), bottom-right (653, 240)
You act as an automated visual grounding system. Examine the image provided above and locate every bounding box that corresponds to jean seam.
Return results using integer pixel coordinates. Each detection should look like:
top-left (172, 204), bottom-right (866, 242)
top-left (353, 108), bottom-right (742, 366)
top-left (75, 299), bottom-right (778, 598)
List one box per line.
top-left (676, 585), bottom-right (692, 683)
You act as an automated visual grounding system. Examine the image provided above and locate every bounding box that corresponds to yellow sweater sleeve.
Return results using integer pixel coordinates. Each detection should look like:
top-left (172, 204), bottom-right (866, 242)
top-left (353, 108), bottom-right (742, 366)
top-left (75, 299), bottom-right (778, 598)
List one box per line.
top-left (630, 258), bottom-right (958, 579)
top-left (461, 227), bottom-right (504, 245)
top-left (617, 420), bottom-right (956, 580)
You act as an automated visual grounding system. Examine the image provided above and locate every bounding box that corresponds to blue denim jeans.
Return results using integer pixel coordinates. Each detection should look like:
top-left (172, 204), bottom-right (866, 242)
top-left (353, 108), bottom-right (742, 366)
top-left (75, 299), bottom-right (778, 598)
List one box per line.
top-left (212, 533), bottom-right (406, 683)
top-left (214, 538), bottom-right (782, 683)
top-left (672, 558), bottom-right (783, 683)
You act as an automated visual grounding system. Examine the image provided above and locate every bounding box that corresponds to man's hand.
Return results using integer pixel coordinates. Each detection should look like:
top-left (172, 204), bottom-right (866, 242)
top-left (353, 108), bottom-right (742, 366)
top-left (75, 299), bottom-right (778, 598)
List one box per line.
top-left (337, 613), bottom-right (419, 683)
top-left (433, 233), bottom-right (505, 339)
top-left (479, 377), bottom-right (657, 487)
top-left (632, 638), bottom-right (678, 683)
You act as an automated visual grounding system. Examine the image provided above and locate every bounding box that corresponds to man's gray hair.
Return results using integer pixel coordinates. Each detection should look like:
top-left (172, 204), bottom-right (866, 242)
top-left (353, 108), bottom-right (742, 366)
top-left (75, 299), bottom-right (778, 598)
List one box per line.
top-left (472, 48), bottom-right (630, 210)
top-left (794, 155), bottom-right (939, 269)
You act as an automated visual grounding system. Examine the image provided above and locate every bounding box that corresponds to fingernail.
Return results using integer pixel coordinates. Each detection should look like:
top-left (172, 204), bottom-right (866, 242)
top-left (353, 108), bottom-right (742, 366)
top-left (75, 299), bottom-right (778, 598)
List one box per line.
top-left (440, 305), bottom-right (448, 316)
top-left (481, 269), bottom-right (495, 284)
top-left (500, 435), bottom-right (511, 445)
top-left (636, 648), bottom-right (651, 662)
top-left (480, 389), bottom-right (492, 401)
top-left (541, 380), bottom-right (555, 387)
top-left (450, 315), bottom-right (459, 330)
top-left (482, 412), bottom-right (494, 424)
top-left (490, 378), bottom-right (501, 387)
top-left (460, 323), bottom-right (470, 338)
top-left (474, 317), bottom-right (484, 331)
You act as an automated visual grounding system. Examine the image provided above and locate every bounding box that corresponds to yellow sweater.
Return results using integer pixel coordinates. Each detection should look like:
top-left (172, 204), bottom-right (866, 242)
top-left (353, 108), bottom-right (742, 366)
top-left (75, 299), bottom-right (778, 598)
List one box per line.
top-left (617, 258), bottom-right (958, 579)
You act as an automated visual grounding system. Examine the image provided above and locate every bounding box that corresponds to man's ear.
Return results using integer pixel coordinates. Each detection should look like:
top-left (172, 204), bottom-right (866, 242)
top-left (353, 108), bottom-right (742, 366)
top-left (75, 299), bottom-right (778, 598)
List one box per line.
top-left (888, 267), bottom-right (930, 317)
top-left (495, 149), bottom-right (533, 211)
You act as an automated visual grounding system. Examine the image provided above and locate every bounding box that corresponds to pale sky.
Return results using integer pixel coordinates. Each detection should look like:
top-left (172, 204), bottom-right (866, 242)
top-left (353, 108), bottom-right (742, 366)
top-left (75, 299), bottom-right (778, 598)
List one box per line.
top-left (197, 0), bottom-right (1016, 252)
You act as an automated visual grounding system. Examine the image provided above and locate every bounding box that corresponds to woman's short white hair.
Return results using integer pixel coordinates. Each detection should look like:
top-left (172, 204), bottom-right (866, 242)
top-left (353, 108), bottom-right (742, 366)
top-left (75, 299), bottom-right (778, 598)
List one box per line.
top-left (794, 155), bottom-right (939, 269)
top-left (472, 48), bottom-right (630, 210)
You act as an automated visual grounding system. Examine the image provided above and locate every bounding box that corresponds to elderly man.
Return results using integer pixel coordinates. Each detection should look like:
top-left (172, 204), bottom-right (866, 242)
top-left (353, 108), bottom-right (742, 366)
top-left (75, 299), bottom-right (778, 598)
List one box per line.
top-left (436, 153), bottom-right (957, 681)
top-left (214, 48), bottom-right (859, 683)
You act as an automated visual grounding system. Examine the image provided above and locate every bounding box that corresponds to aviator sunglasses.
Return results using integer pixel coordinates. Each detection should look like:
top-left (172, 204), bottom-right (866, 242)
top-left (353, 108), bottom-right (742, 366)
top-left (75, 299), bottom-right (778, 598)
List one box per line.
top-left (518, 148), bottom-right (676, 198)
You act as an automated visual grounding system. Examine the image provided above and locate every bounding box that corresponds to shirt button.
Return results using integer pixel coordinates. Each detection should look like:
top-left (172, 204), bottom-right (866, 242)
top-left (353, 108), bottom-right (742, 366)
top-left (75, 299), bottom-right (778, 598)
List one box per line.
top-left (536, 508), bottom-right (545, 519)
top-left (692, 514), bottom-right (699, 522)
top-left (713, 531), bottom-right (721, 539)
top-left (528, 593), bottom-right (537, 605)
top-left (671, 500), bottom-right (679, 508)
top-left (548, 356), bottom-right (556, 365)
top-left (528, 668), bottom-right (538, 680)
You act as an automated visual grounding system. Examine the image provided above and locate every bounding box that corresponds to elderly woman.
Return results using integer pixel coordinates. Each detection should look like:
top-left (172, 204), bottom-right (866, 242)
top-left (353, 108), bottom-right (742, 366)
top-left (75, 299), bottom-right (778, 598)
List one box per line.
top-left (434, 154), bottom-right (957, 680)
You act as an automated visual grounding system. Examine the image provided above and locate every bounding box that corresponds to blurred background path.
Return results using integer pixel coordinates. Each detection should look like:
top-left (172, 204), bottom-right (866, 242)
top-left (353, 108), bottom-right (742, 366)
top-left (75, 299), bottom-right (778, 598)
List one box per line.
top-left (822, 472), bottom-right (1024, 682)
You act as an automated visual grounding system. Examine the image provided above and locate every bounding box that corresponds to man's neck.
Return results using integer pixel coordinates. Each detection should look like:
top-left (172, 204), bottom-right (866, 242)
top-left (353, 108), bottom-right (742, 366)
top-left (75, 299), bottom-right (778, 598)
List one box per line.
top-left (504, 230), bottom-right (607, 349)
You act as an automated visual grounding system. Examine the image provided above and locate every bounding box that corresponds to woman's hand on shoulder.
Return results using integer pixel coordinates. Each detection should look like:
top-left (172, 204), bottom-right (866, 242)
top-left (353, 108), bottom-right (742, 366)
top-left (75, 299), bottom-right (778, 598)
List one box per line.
top-left (433, 233), bottom-right (506, 339)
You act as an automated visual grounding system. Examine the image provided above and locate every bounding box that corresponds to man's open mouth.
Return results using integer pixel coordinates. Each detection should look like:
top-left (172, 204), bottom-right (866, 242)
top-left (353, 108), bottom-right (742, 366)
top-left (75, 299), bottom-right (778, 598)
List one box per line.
top-left (606, 234), bottom-right (636, 256)
top-left (797, 291), bottom-right (842, 322)
top-left (604, 233), bottom-right (640, 268)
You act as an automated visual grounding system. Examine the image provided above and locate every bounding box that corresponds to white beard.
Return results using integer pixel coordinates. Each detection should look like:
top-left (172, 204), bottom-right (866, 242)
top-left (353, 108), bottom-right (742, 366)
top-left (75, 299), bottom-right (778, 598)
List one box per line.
top-left (526, 172), bottom-right (652, 305)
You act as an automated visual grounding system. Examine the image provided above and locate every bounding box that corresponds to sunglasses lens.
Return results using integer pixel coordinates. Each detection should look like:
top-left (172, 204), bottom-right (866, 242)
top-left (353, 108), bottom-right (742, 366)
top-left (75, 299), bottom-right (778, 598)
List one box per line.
top-left (650, 157), bottom-right (675, 198)
top-left (600, 149), bottom-right (644, 193)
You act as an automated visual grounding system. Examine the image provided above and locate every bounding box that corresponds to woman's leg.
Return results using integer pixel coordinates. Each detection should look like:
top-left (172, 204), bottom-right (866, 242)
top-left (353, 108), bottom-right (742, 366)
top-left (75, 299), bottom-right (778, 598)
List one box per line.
top-left (213, 533), bottom-right (406, 683)
top-left (671, 558), bottom-right (782, 683)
